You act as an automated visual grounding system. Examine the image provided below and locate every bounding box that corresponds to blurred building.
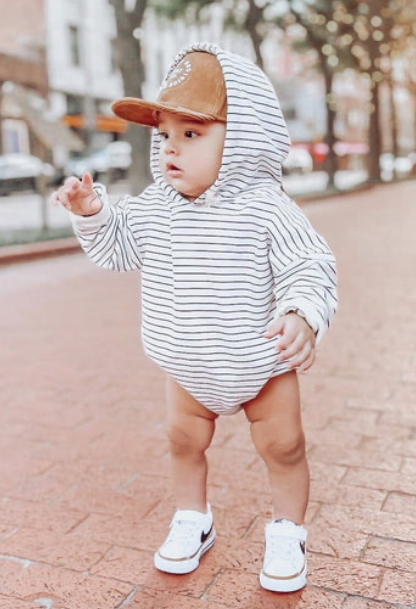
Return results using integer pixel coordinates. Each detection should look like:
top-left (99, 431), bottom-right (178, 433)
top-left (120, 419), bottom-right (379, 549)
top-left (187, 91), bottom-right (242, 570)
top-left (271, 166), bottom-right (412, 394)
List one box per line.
top-left (0, 0), bottom-right (82, 162)
top-left (44, 0), bottom-right (126, 158)
top-left (2, 0), bottom-right (411, 173)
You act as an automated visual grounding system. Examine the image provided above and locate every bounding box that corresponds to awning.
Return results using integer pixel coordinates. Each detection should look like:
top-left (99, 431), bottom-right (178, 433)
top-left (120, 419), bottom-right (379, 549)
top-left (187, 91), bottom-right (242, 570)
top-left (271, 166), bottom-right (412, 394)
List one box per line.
top-left (1, 84), bottom-right (84, 152)
top-left (62, 114), bottom-right (127, 133)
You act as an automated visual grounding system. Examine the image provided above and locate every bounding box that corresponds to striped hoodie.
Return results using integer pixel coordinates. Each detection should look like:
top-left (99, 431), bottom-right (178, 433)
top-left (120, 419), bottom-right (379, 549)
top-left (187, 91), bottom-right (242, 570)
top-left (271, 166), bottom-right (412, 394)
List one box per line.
top-left (71, 42), bottom-right (338, 415)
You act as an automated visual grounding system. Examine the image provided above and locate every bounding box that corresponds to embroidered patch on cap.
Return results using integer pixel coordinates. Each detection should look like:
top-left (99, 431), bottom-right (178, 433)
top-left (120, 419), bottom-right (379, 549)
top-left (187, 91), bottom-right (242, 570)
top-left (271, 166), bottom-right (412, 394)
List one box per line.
top-left (162, 59), bottom-right (192, 90)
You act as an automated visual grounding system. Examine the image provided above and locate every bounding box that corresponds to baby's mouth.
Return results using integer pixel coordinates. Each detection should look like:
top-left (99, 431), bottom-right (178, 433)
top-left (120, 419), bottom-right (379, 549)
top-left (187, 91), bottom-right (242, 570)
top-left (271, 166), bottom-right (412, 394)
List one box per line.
top-left (166, 163), bottom-right (182, 174)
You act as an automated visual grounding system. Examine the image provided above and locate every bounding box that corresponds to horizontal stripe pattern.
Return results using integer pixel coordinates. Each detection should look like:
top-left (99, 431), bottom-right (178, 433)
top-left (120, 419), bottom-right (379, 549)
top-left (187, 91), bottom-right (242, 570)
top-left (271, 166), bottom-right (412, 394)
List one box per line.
top-left (73, 43), bottom-right (337, 414)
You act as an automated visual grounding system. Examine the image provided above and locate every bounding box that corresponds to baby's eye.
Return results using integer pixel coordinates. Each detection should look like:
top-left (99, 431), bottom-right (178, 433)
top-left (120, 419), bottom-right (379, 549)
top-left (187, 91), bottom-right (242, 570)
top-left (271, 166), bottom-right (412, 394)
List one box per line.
top-left (157, 131), bottom-right (168, 140)
top-left (185, 130), bottom-right (198, 138)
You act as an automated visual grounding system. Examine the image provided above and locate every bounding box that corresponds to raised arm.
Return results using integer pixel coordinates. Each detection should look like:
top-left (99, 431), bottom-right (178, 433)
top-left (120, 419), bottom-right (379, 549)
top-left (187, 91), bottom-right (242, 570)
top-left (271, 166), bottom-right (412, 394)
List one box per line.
top-left (51, 172), bottom-right (143, 272)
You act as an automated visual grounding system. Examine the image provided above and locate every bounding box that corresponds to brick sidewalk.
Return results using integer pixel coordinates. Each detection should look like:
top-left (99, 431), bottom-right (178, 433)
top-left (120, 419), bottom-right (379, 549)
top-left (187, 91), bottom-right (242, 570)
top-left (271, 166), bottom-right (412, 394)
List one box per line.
top-left (0, 181), bottom-right (415, 608)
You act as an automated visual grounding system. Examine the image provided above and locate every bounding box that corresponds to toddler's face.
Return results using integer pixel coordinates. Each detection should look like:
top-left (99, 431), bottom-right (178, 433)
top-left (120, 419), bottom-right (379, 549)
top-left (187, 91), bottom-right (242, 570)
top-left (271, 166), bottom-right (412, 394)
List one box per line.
top-left (157, 112), bottom-right (226, 200)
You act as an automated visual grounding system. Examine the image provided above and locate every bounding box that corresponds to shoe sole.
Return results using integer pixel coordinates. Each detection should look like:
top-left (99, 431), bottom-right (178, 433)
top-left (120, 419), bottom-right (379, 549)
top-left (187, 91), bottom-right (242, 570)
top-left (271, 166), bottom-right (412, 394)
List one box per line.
top-left (259, 568), bottom-right (307, 593)
top-left (154, 527), bottom-right (216, 574)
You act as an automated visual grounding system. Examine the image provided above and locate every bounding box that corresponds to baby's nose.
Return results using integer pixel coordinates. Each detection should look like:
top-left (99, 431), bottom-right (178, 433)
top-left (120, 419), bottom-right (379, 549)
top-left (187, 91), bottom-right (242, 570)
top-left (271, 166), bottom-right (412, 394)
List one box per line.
top-left (164, 137), bottom-right (179, 154)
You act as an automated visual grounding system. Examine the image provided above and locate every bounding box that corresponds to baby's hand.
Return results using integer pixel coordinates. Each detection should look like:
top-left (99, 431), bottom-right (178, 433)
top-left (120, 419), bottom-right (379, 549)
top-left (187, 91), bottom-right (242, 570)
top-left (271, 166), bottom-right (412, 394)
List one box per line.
top-left (264, 313), bottom-right (316, 372)
top-left (50, 172), bottom-right (102, 216)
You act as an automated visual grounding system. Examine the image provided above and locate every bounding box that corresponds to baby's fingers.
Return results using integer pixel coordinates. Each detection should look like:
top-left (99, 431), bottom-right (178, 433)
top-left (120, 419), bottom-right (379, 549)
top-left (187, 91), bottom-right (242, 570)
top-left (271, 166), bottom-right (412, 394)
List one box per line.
top-left (276, 332), bottom-right (304, 360)
top-left (50, 191), bottom-right (60, 206)
top-left (64, 176), bottom-right (81, 196)
top-left (297, 350), bottom-right (316, 373)
top-left (286, 341), bottom-right (315, 371)
top-left (264, 317), bottom-right (284, 339)
top-left (53, 186), bottom-right (72, 211)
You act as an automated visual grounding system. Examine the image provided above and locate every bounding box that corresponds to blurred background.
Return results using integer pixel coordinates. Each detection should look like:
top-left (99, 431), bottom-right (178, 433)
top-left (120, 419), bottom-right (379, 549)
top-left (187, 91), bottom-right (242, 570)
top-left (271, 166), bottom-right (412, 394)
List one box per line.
top-left (1, 0), bottom-right (416, 246)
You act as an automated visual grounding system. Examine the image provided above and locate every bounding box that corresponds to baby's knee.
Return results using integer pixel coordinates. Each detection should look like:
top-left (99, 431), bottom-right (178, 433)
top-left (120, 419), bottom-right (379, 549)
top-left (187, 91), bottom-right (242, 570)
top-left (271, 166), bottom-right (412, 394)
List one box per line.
top-left (167, 416), bottom-right (214, 457)
top-left (255, 425), bottom-right (306, 466)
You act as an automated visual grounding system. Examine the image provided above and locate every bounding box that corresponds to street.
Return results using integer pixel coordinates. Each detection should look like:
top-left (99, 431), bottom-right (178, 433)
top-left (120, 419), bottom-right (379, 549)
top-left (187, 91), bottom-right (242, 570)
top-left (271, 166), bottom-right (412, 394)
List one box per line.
top-left (0, 181), bottom-right (415, 608)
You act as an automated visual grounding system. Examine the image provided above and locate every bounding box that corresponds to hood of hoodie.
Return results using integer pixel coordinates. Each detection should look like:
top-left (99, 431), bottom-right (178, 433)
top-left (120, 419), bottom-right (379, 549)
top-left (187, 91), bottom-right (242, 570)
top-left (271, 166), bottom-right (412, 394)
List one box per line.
top-left (150, 42), bottom-right (291, 206)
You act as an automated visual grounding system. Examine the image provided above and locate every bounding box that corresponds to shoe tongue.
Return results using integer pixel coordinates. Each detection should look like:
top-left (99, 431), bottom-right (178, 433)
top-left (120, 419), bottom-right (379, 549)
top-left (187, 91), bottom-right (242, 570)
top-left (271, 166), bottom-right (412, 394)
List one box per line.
top-left (270, 519), bottom-right (307, 541)
top-left (173, 509), bottom-right (207, 525)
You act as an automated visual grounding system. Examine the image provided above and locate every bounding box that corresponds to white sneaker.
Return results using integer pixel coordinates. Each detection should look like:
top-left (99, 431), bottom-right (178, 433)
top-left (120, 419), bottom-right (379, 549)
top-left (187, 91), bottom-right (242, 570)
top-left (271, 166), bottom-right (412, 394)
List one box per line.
top-left (154, 505), bottom-right (216, 574)
top-left (260, 519), bottom-right (307, 593)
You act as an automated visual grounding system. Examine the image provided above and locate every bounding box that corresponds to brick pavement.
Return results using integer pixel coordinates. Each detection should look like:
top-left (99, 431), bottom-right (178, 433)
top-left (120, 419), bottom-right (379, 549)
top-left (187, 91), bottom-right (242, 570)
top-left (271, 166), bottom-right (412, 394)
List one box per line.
top-left (0, 181), bottom-right (415, 608)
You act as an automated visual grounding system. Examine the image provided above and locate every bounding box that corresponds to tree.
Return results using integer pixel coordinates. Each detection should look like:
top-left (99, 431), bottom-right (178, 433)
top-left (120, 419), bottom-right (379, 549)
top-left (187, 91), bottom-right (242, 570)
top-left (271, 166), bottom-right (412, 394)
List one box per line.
top-left (153, 0), bottom-right (345, 186)
top-left (109, 0), bottom-right (152, 193)
top-left (340, 0), bottom-right (416, 182)
top-left (152, 0), bottom-right (267, 68)
top-left (152, 0), bottom-right (416, 186)
top-left (283, 0), bottom-right (355, 188)
top-left (284, 0), bottom-right (416, 183)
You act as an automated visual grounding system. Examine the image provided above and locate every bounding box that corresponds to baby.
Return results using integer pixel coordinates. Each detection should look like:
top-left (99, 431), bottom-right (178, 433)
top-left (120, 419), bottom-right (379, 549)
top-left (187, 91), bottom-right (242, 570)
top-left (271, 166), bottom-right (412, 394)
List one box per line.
top-left (52, 43), bottom-right (337, 593)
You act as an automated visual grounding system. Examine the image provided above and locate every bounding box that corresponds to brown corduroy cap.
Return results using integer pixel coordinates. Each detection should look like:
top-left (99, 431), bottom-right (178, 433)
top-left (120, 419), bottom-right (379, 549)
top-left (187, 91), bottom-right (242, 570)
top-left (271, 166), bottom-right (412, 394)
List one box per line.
top-left (111, 51), bottom-right (227, 128)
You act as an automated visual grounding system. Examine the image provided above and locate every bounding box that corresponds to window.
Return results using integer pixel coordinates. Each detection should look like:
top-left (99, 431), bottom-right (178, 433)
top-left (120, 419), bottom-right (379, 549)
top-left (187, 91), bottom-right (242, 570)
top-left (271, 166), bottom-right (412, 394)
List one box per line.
top-left (2, 119), bottom-right (30, 154)
top-left (69, 25), bottom-right (81, 66)
top-left (66, 94), bottom-right (84, 115)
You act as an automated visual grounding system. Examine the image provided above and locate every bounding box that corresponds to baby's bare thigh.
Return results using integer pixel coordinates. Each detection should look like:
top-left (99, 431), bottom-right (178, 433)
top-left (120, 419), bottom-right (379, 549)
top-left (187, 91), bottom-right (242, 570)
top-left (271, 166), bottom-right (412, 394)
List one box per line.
top-left (243, 371), bottom-right (301, 427)
top-left (166, 376), bottom-right (218, 422)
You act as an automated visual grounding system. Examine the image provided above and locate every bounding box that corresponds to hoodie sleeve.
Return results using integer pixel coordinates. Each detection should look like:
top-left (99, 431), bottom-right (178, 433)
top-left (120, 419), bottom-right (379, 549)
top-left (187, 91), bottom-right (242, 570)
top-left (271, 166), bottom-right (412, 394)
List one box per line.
top-left (268, 196), bottom-right (338, 344)
top-left (70, 183), bottom-right (143, 272)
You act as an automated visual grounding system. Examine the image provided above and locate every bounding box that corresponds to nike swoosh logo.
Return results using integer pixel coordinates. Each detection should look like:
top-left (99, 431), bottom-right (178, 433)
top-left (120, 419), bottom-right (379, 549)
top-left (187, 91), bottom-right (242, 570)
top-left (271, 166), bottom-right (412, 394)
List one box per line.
top-left (201, 524), bottom-right (213, 544)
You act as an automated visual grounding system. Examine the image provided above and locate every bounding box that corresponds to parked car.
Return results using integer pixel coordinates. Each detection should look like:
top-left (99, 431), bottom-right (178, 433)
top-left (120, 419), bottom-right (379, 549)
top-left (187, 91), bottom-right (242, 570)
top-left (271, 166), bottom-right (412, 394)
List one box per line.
top-left (380, 153), bottom-right (412, 180)
top-left (282, 147), bottom-right (313, 175)
top-left (65, 141), bottom-right (132, 181)
top-left (0, 153), bottom-right (55, 196)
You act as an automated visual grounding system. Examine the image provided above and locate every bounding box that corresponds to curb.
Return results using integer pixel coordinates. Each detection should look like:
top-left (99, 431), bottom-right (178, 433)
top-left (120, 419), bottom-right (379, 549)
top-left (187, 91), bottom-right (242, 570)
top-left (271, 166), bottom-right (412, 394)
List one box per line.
top-left (0, 237), bottom-right (80, 266)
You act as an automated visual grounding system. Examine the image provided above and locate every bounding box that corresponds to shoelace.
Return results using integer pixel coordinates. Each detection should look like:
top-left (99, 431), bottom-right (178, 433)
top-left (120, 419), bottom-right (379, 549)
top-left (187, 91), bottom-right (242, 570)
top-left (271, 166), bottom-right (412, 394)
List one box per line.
top-left (164, 519), bottom-right (202, 552)
top-left (266, 534), bottom-right (300, 566)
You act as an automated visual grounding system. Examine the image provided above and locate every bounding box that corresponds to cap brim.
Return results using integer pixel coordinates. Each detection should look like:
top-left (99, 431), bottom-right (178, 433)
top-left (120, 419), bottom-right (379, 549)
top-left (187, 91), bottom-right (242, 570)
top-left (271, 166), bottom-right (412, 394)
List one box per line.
top-left (111, 97), bottom-right (213, 128)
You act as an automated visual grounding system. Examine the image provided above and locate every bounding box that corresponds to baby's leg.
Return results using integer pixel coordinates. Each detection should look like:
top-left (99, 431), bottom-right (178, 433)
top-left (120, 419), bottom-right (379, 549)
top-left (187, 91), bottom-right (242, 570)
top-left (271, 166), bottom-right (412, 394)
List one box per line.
top-left (166, 376), bottom-right (218, 512)
top-left (154, 377), bottom-right (217, 574)
top-left (244, 371), bottom-right (309, 523)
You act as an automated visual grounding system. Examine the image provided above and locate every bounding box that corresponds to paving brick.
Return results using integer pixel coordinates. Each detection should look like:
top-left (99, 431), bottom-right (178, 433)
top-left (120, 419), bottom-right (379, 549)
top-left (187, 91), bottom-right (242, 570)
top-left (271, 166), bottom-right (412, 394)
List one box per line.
top-left (92, 543), bottom-right (224, 599)
top-left (0, 499), bottom-right (86, 534)
top-left (382, 491), bottom-right (416, 516)
top-left (376, 569), bottom-right (416, 605)
top-left (380, 409), bottom-right (416, 428)
top-left (210, 536), bottom-right (263, 573)
top-left (315, 505), bottom-right (416, 543)
top-left (210, 485), bottom-right (273, 518)
top-left (307, 524), bottom-right (369, 560)
top-left (90, 546), bottom-right (156, 583)
top-left (400, 457), bottom-right (416, 475)
top-left (307, 427), bottom-right (363, 450)
top-left (328, 413), bottom-right (412, 440)
top-left (126, 588), bottom-right (220, 609)
top-left (205, 568), bottom-right (345, 608)
top-left (0, 528), bottom-right (110, 572)
top-left (206, 446), bottom-right (259, 487)
top-left (341, 599), bottom-right (389, 609)
top-left (310, 444), bottom-right (402, 472)
top-left (0, 597), bottom-right (36, 609)
top-left (309, 480), bottom-right (386, 511)
top-left (308, 461), bottom-right (348, 483)
top-left (361, 436), bottom-right (416, 459)
top-left (308, 554), bottom-right (381, 597)
top-left (362, 536), bottom-right (416, 572)
top-left (343, 467), bottom-right (416, 495)
top-left (0, 562), bottom-right (133, 609)
top-left (68, 511), bottom-right (169, 552)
